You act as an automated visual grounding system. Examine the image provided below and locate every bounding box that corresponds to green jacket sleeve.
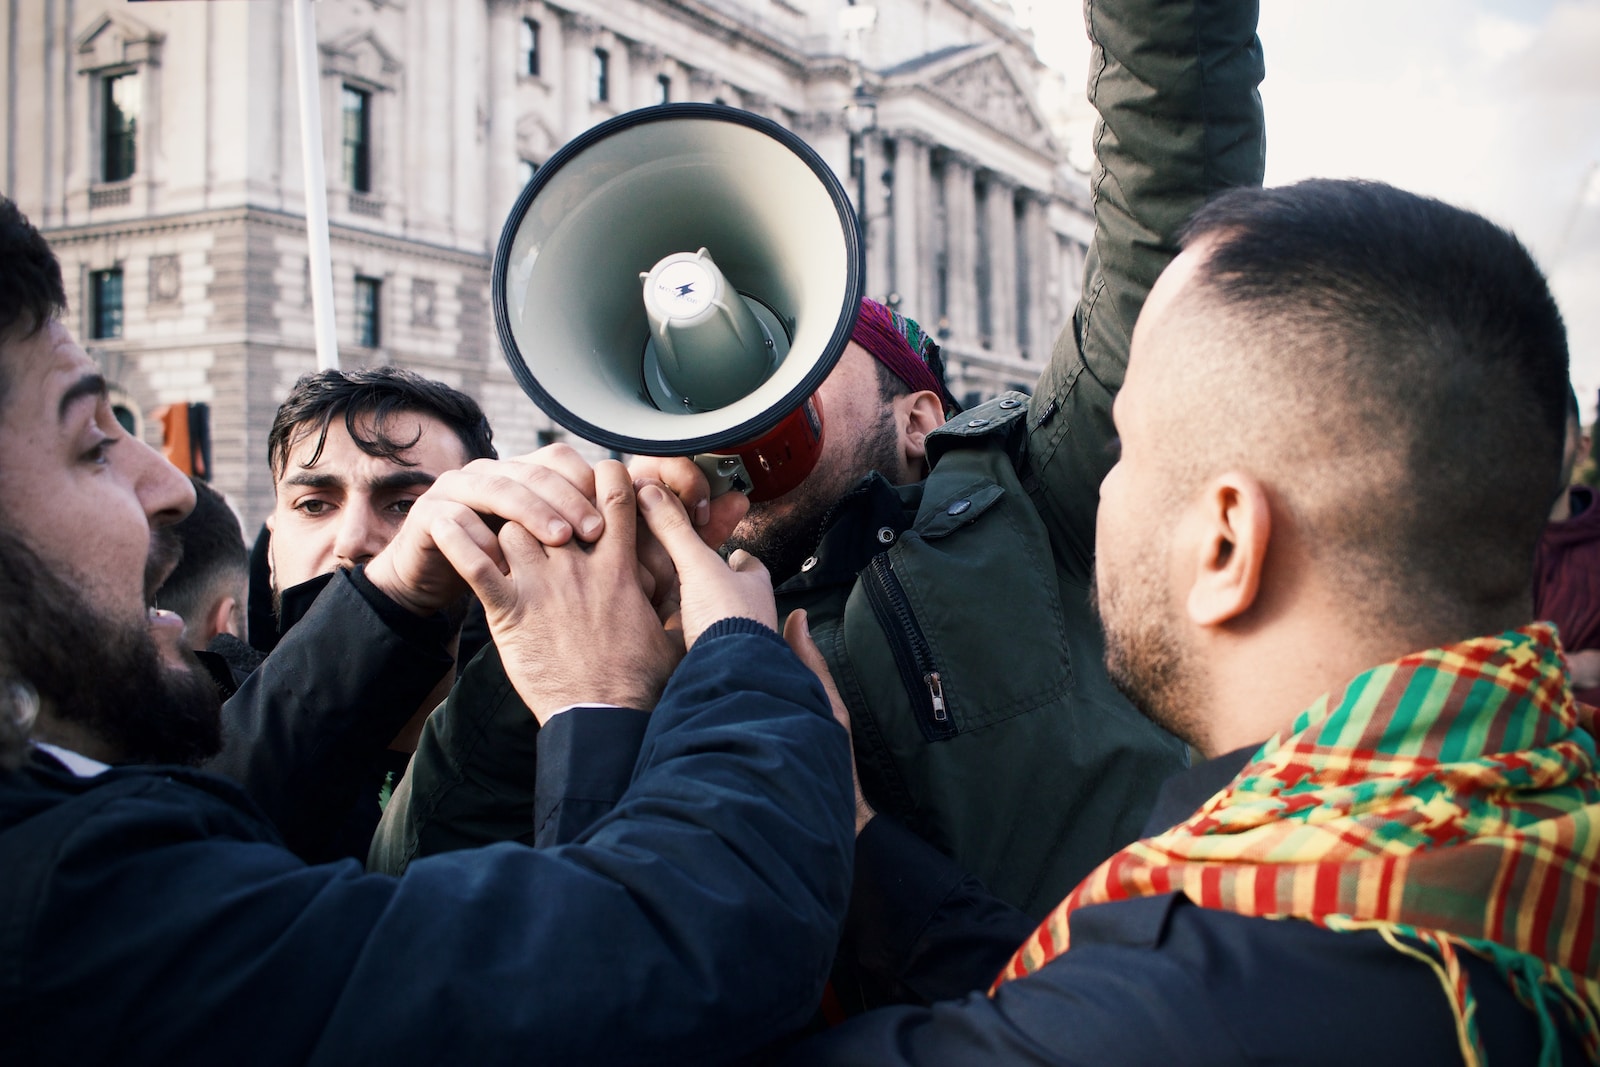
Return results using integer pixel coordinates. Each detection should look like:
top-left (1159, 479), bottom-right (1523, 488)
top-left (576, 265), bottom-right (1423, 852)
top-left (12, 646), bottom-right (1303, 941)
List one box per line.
top-left (1026, 0), bottom-right (1266, 573)
top-left (367, 642), bottom-right (541, 873)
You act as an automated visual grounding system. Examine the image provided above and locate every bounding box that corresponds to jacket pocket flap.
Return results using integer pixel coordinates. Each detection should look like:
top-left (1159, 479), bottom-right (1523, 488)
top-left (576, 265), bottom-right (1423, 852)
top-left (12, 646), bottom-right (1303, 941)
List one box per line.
top-left (919, 483), bottom-right (1005, 539)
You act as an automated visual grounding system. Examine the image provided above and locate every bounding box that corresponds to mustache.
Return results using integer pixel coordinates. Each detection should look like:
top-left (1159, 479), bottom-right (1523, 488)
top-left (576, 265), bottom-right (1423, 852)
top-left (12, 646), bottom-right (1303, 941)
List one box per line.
top-left (144, 526), bottom-right (184, 605)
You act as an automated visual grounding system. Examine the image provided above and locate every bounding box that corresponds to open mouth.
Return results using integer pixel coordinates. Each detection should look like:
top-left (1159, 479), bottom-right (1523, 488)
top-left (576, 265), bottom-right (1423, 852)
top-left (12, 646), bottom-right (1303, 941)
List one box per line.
top-left (143, 526), bottom-right (184, 610)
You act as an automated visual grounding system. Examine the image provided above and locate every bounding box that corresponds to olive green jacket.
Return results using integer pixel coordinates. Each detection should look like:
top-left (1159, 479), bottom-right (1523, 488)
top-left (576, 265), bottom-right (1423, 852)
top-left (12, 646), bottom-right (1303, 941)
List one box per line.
top-left (371, 0), bottom-right (1266, 919)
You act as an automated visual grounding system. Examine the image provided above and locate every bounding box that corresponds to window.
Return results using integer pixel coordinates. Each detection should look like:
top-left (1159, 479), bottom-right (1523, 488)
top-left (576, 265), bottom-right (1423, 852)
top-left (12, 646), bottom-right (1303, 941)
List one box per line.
top-left (342, 86), bottom-right (372, 193)
top-left (592, 48), bottom-right (610, 103)
top-left (354, 275), bottom-right (381, 348)
top-left (102, 73), bottom-right (140, 183)
top-left (655, 74), bottom-right (671, 105)
top-left (517, 159), bottom-right (539, 186)
top-left (520, 19), bottom-right (541, 77)
top-left (90, 268), bottom-right (124, 340)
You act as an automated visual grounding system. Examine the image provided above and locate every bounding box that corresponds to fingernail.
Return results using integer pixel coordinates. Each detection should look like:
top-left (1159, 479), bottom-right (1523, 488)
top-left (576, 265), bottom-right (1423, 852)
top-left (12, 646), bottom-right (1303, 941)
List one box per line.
top-left (638, 484), bottom-right (664, 507)
top-left (695, 499), bottom-right (710, 525)
top-left (580, 516), bottom-right (603, 539)
top-left (548, 518), bottom-right (571, 539)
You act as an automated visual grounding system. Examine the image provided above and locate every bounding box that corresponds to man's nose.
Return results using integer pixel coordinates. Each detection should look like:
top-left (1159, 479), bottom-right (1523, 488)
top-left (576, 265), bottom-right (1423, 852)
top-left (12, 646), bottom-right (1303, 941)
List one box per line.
top-left (331, 506), bottom-right (388, 567)
top-left (135, 437), bottom-right (197, 528)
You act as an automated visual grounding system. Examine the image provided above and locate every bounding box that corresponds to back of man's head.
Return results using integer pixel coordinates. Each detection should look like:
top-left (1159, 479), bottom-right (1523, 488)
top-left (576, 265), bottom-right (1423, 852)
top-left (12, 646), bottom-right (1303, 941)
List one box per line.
top-left (267, 367), bottom-right (497, 481)
top-left (1158, 179), bottom-right (1568, 635)
top-left (0, 198), bottom-right (67, 407)
top-left (156, 478), bottom-right (247, 649)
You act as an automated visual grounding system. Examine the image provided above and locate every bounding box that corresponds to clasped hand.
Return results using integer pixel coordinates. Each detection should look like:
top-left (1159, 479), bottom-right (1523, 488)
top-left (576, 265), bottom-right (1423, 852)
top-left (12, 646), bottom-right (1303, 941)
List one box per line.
top-left (416, 452), bottom-right (776, 723)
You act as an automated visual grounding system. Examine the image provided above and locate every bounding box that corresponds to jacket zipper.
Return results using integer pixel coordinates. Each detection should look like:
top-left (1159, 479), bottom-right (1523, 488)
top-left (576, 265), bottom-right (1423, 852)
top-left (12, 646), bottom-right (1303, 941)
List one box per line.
top-left (863, 553), bottom-right (956, 741)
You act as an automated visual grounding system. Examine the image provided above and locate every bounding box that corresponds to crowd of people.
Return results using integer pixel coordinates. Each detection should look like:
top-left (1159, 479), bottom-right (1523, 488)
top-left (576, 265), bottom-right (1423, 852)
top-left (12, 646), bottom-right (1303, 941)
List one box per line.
top-left (0, 0), bottom-right (1596, 1063)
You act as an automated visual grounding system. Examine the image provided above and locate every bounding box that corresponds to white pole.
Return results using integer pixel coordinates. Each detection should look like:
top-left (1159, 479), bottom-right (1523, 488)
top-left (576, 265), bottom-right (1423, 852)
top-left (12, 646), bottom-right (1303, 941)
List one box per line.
top-left (292, 0), bottom-right (339, 371)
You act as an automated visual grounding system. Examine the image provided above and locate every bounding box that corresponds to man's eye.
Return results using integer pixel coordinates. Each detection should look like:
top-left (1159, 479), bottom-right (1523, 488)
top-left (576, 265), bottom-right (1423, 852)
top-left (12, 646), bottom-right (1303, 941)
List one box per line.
top-left (390, 499), bottom-right (416, 516)
top-left (296, 499), bottom-right (331, 516)
top-left (82, 438), bottom-right (115, 465)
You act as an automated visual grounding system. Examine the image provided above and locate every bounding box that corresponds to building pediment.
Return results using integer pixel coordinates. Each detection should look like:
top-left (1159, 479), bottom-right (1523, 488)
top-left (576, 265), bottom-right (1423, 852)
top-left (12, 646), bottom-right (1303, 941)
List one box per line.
top-left (75, 10), bottom-right (164, 73)
top-left (322, 29), bottom-right (402, 89)
top-left (885, 43), bottom-right (1054, 154)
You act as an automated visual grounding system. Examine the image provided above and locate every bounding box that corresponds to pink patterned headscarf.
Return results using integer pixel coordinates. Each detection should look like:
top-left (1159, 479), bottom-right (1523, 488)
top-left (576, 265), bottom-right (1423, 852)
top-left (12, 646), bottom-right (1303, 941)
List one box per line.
top-left (851, 298), bottom-right (957, 416)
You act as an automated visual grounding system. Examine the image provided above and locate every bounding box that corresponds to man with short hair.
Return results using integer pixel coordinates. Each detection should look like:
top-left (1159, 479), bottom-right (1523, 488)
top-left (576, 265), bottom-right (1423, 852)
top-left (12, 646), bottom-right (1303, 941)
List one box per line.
top-left (156, 477), bottom-right (247, 651)
top-left (0, 195), bottom-right (854, 1064)
top-left (789, 179), bottom-right (1599, 1064)
top-left (263, 367), bottom-right (496, 627)
top-left (238, 368), bottom-right (504, 858)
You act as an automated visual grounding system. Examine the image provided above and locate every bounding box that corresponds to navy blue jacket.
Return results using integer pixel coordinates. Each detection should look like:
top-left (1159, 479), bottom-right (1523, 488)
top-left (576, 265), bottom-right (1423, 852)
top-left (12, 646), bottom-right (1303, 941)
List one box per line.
top-left (790, 750), bottom-right (1586, 1064)
top-left (0, 620), bottom-right (854, 1066)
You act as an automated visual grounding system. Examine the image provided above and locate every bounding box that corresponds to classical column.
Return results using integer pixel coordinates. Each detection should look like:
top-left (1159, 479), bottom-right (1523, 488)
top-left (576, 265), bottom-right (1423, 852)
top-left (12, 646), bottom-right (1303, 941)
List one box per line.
top-left (485, 0), bottom-right (521, 225)
top-left (687, 68), bottom-right (718, 103)
top-left (1019, 191), bottom-right (1051, 362)
top-left (943, 154), bottom-right (977, 346)
top-left (603, 32), bottom-right (631, 112)
top-left (630, 42), bottom-right (662, 106)
top-left (985, 173), bottom-right (1017, 355)
top-left (560, 13), bottom-right (597, 137)
top-left (889, 134), bottom-right (929, 319)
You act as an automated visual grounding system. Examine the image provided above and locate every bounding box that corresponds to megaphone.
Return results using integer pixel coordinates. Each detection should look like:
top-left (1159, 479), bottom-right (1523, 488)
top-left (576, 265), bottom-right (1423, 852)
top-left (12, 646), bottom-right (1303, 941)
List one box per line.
top-left (492, 104), bottom-right (863, 501)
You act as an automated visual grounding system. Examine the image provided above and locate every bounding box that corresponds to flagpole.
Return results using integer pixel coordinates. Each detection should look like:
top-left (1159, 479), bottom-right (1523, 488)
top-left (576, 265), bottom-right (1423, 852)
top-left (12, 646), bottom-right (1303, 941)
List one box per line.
top-left (292, 0), bottom-right (339, 371)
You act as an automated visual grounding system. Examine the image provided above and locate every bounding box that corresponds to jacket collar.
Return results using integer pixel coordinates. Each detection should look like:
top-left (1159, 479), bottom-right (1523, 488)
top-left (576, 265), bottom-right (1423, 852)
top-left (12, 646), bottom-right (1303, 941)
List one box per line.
top-left (775, 473), bottom-right (921, 594)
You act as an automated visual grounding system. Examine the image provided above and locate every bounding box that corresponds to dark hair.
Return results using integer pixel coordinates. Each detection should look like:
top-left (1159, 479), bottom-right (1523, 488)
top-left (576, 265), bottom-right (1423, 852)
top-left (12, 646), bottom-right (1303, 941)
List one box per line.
top-left (268, 366), bottom-right (497, 479)
top-left (156, 478), bottom-right (248, 626)
top-left (1180, 179), bottom-right (1569, 624)
top-left (0, 197), bottom-right (68, 411)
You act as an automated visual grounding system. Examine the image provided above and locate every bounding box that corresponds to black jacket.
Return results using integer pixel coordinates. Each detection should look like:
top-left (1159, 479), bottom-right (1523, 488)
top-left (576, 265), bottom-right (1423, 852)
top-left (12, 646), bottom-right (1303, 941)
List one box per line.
top-left (203, 567), bottom-right (454, 861)
top-left (791, 750), bottom-right (1587, 1064)
top-left (0, 620), bottom-right (854, 1066)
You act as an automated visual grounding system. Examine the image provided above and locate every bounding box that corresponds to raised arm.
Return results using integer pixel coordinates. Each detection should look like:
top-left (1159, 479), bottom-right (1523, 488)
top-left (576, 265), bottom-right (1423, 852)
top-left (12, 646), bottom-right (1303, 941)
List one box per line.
top-left (1026, 0), bottom-right (1266, 571)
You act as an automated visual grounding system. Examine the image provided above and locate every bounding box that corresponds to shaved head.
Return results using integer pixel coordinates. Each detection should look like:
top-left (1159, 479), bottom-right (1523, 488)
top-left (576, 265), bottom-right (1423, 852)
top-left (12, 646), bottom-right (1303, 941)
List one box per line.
top-left (1141, 181), bottom-right (1568, 637)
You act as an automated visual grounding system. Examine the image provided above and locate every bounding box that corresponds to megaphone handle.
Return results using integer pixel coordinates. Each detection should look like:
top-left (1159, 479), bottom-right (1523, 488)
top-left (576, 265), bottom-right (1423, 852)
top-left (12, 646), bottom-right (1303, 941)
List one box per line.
top-left (694, 453), bottom-right (753, 499)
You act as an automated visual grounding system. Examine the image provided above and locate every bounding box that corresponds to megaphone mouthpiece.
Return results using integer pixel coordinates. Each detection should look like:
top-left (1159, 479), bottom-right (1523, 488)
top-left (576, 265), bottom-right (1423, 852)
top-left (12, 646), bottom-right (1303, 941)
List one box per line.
top-left (641, 247), bottom-right (788, 412)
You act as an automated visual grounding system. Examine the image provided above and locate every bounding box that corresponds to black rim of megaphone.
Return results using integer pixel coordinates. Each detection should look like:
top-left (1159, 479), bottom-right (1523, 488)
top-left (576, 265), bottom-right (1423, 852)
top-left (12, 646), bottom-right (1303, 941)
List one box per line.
top-left (491, 103), bottom-right (865, 458)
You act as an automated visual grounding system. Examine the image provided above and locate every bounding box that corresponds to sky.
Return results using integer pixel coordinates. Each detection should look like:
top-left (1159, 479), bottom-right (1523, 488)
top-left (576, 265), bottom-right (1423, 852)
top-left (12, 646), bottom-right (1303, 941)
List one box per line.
top-left (1015, 0), bottom-right (1600, 417)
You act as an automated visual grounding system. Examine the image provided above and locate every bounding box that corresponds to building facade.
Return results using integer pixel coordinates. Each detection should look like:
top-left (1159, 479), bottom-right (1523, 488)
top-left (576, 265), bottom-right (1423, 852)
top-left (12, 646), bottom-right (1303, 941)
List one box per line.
top-left (2, 0), bottom-right (1091, 526)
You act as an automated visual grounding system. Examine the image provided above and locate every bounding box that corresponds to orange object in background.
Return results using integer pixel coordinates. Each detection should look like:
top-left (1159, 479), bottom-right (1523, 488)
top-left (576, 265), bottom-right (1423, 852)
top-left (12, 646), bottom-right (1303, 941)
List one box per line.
top-left (152, 402), bottom-right (211, 479)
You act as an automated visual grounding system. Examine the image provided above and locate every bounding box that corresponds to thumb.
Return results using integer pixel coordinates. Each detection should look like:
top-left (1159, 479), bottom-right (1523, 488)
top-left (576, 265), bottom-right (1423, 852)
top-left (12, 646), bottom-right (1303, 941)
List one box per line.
top-left (783, 610), bottom-right (849, 734)
top-left (637, 481), bottom-right (714, 576)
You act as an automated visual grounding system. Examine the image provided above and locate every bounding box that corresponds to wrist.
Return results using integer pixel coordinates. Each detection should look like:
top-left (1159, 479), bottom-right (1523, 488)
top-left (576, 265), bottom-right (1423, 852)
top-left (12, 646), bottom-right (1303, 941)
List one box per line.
top-left (855, 797), bottom-right (877, 837)
top-left (361, 555), bottom-right (432, 617)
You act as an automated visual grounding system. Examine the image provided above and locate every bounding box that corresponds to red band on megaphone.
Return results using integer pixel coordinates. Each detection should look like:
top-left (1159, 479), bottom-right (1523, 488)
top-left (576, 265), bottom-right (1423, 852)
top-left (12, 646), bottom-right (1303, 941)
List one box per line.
top-left (734, 393), bottom-right (826, 503)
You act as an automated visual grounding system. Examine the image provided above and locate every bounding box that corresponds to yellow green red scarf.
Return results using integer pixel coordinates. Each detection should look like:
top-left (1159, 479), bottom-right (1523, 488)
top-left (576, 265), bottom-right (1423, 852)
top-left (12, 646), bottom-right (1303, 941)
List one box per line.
top-left (993, 623), bottom-right (1600, 1066)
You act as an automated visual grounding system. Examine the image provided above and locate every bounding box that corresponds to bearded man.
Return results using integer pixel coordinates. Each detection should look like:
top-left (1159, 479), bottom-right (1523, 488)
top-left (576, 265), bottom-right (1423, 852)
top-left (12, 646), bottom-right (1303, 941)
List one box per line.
top-left (786, 179), bottom-right (1599, 1065)
top-left (0, 195), bottom-right (854, 1064)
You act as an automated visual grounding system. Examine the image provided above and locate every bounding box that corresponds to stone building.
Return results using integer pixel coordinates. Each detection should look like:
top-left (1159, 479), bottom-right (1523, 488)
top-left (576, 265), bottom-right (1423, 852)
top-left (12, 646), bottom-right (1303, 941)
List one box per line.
top-left (1, 0), bottom-right (1090, 526)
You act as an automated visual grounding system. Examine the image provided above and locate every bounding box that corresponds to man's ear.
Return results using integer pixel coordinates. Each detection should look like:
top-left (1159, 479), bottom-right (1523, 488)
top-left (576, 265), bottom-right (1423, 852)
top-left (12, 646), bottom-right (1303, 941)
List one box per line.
top-left (1184, 473), bottom-right (1270, 627)
top-left (898, 390), bottom-right (948, 478)
top-left (209, 595), bottom-right (243, 642)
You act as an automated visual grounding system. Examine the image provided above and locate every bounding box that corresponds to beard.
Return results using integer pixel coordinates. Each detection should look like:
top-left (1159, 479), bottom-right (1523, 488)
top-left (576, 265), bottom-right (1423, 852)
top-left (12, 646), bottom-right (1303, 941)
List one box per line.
top-left (0, 526), bottom-right (222, 768)
top-left (723, 412), bottom-right (905, 582)
top-left (1091, 556), bottom-right (1207, 749)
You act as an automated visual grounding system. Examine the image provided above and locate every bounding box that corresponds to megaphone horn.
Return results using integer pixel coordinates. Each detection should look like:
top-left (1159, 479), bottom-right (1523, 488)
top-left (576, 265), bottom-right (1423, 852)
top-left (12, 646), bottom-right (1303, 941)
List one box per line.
top-left (491, 103), bottom-right (864, 501)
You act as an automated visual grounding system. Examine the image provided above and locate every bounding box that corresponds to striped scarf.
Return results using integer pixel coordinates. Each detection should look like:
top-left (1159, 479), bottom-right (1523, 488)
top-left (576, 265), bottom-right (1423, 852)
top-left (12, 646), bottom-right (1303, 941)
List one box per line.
top-left (994, 623), bottom-right (1600, 1066)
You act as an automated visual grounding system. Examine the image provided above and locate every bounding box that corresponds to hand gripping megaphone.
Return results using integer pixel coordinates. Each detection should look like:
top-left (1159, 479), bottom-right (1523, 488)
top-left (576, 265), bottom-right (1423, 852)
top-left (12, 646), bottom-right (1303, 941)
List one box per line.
top-left (491, 104), bottom-right (864, 501)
